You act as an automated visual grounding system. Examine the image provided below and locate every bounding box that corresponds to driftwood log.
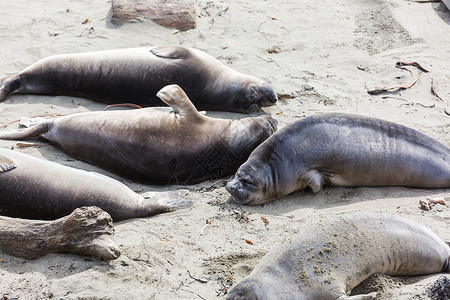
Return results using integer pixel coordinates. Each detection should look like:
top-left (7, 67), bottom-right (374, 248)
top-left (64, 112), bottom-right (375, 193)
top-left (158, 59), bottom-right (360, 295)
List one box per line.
top-left (0, 206), bottom-right (120, 260)
top-left (110, 0), bottom-right (196, 30)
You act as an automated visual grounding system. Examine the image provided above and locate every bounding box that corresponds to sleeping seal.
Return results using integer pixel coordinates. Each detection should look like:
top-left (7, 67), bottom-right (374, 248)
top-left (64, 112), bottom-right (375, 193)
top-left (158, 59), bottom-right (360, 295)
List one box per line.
top-left (226, 113), bottom-right (450, 205)
top-left (0, 45), bottom-right (277, 113)
top-left (0, 85), bottom-right (277, 185)
top-left (0, 148), bottom-right (192, 221)
top-left (227, 213), bottom-right (450, 300)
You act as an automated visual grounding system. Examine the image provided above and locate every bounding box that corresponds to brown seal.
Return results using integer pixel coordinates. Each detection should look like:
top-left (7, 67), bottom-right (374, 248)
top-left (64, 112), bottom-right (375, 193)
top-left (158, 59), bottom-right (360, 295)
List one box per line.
top-left (0, 45), bottom-right (277, 113)
top-left (0, 85), bottom-right (278, 184)
top-left (0, 148), bottom-right (192, 221)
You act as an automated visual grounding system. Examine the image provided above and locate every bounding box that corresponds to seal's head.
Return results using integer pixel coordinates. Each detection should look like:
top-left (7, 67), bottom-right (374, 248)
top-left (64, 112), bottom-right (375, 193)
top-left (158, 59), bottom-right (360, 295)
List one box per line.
top-left (226, 154), bottom-right (279, 206)
top-left (240, 81), bottom-right (278, 113)
top-left (207, 75), bottom-right (278, 113)
top-left (226, 280), bottom-right (268, 300)
top-left (235, 81), bottom-right (278, 113)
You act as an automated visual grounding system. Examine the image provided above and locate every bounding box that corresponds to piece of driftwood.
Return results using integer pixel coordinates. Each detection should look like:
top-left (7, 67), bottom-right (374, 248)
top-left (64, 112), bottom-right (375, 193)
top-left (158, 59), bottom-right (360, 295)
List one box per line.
top-left (110, 0), bottom-right (196, 31)
top-left (0, 206), bottom-right (120, 260)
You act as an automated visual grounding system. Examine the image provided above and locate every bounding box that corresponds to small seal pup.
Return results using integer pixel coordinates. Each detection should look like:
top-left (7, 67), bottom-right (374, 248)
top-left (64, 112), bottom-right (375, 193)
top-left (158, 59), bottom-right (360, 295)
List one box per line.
top-left (0, 85), bottom-right (278, 185)
top-left (0, 148), bottom-right (192, 221)
top-left (0, 45), bottom-right (277, 113)
top-left (227, 213), bottom-right (450, 300)
top-left (226, 113), bottom-right (450, 205)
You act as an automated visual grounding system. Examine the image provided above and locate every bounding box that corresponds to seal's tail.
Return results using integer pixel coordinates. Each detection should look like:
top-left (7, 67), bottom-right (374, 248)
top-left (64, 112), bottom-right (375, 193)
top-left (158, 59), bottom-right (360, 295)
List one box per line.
top-left (140, 189), bottom-right (194, 216)
top-left (0, 122), bottom-right (50, 140)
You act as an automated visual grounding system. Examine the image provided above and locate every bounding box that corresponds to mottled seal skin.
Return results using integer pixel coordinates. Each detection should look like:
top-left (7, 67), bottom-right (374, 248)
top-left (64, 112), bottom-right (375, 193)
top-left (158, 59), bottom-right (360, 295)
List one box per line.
top-left (0, 148), bottom-right (192, 221)
top-left (0, 85), bottom-right (277, 185)
top-left (226, 113), bottom-right (450, 205)
top-left (0, 45), bottom-right (277, 113)
top-left (227, 213), bottom-right (450, 300)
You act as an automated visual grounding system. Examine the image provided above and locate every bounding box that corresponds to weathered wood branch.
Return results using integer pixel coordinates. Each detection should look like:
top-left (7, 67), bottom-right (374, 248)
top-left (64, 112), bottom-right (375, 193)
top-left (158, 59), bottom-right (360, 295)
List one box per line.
top-left (0, 206), bottom-right (120, 260)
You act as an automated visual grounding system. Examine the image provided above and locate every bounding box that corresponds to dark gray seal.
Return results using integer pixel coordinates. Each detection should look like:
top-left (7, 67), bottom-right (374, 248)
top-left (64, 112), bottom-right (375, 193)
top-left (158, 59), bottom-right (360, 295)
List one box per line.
top-left (0, 45), bottom-right (277, 113)
top-left (0, 85), bottom-right (277, 185)
top-left (226, 113), bottom-right (450, 205)
top-left (0, 148), bottom-right (192, 221)
top-left (227, 213), bottom-right (450, 300)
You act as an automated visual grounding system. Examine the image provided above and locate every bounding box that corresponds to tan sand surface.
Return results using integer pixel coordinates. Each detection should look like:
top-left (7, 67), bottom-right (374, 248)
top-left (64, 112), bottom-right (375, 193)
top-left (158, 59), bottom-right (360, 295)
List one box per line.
top-left (0, 0), bottom-right (449, 299)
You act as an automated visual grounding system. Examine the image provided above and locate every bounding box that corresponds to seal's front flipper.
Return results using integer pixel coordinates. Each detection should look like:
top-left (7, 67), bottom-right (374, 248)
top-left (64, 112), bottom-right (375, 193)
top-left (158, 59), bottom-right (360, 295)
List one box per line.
top-left (156, 84), bottom-right (204, 121)
top-left (337, 292), bottom-right (377, 300)
top-left (0, 154), bottom-right (17, 172)
top-left (141, 189), bottom-right (194, 216)
top-left (305, 170), bottom-right (324, 193)
top-left (0, 75), bottom-right (21, 102)
top-left (150, 46), bottom-right (192, 59)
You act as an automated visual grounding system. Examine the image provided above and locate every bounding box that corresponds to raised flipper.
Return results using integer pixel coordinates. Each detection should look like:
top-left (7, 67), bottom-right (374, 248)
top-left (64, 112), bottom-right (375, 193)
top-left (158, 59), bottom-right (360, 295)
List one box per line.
top-left (337, 292), bottom-right (377, 300)
top-left (0, 121), bottom-right (50, 140)
top-left (0, 154), bottom-right (17, 172)
top-left (149, 45), bottom-right (192, 59)
top-left (305, 170), bottom-right (324, 193)
top-left (0, 75), bottom-right (21, 102)
top-left (140, 189), bottom-right (194, 216)
top-left (156, 84), bottom-right (205, 121)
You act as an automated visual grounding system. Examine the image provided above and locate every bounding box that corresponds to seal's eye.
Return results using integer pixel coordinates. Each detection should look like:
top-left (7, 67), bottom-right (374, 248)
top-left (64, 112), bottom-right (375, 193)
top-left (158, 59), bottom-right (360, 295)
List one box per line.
top-left (242, 175), bottom-right (255, 186)
top-left (246, 84), bottom-right (259, 102)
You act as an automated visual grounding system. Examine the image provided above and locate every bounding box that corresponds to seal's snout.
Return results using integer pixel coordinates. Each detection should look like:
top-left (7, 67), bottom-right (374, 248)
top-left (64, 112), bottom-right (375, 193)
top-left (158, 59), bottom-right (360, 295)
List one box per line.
top-left (226, 176), bottom-right (248, 204)
top-left (260, 83), bottom-right (278, 107)
top-left (261, 116), bottom-right (278, 136)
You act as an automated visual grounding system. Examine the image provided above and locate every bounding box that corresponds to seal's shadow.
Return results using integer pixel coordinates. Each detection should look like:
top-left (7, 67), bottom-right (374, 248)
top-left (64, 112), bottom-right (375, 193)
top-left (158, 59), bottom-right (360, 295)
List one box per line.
top-left (0, 252), bottom-right (115, 280)
top-left (225, 186), bottom-right (448, 216)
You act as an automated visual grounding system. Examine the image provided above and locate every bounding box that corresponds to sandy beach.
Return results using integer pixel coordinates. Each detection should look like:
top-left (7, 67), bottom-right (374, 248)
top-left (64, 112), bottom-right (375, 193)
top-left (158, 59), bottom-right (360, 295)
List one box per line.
top-left (0, 0), bottom-right (449, 299)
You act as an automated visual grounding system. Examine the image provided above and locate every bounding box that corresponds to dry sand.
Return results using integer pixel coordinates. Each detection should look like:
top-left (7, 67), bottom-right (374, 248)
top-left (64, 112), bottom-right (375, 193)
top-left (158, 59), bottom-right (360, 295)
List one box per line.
top-left (0, 0), bottom-right (449, 299)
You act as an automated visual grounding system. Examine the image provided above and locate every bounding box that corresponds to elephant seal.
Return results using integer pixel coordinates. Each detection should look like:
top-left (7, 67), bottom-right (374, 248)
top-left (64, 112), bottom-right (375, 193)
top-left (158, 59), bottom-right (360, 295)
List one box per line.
top-left (0, 148), bottom-right (192, 221)
top-left (226, 113), bottom-right (450, 205)
top-left (0, 45), bottom-right (277, 113)
top-left (227, 213), bottom-right (450, 300)
top-left (0, 85), bottom-right (277, 185)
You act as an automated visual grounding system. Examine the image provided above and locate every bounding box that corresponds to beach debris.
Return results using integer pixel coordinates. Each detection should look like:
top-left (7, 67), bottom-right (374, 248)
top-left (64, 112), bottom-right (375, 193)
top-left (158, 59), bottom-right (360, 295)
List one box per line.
top-left (216, 275), bottom-right (233, 296)
top-left (82, 18), bottom-right (90, 24)
top-left (367, 73), bottom-right (419, 95)
top-left (200, 219), bottom-right (211, 236)
top-left (187, 270), bottom-right (210, 283)
top-left (103, 103), bottom-right (143, 110)
top-left (395, 61), bottom-right (429, 73)
top-left (245, 239), bottom-right (254, 245)
top-left (357, 65), bottom-right (370, 72)
top-left (1, 294), bottom-right (19, 300)
top-left (260, 215), bottom-right (269, 226)
top-left (233, 209), bottom-right (249, 223)
top-left (110, 0), bottom-right (196, 31)
top-left (419, 197), bottom-right (447, 211)
top-left (367, 61), bottom-right (429, 95)
top-left (431, 79), bottom-right (443, 102)
top-left (276, 92), bottom-right (293, 100)
top-left (16, 142), bottom-right (50, 148)
top-left (0, 206), bottom-right (120, 260)
top-left (268, 47), bottom-right (280, 54)
top-left (427, 276), bottom-right (450, 300)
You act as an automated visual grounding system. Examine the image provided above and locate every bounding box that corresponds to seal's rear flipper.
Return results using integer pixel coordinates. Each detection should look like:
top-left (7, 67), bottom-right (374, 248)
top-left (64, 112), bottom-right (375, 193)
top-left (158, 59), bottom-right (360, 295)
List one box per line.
top-left (141, 189), bottom-right (194, 216)
top-left (156, 84), bottom-right (204, 121)
top-left (0, 122), bottom-right (50, 140)
top-left (0, 154), bottom-right (17, 172)
top-left (150, 45), bottom-right (192, 59)
top-left (0, 75), bottom-right (21, 102)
